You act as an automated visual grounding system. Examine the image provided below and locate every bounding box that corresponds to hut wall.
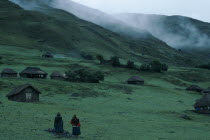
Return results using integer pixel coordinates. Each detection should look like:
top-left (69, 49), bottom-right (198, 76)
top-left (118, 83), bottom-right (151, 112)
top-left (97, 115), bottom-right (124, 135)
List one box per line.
top-left (8, 88), bottom-right (39, 102)
top-left (20, 74), bottom-right (47, 79)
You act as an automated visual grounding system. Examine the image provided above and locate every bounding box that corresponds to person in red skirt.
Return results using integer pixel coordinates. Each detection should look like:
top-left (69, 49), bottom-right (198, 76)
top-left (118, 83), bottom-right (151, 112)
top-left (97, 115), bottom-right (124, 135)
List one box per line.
top-left (70, 115), bottom-right (81, 137)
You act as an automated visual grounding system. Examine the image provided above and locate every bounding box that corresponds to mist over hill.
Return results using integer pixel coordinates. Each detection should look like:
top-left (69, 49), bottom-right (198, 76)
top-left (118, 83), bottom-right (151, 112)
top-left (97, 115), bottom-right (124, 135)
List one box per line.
top-left (2, 0), bottom-right (207, 65)
top-left (11, 0), bottom-right (210, 58)
top-left (114, 13), bottom-right (210, 57)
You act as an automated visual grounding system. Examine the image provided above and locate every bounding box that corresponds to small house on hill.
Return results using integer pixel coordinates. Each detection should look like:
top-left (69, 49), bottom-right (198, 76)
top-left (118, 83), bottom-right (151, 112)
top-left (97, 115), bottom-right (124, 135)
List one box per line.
top-left (50, 71), bottom-right (67, 81)
top-left (6, 84), bottom-right (41, 102)
top-left (42, 52), bottom-right (54, 58)
top-left (202, 88), bottom-right (210, 94)
top-left (1, 68), bottom-right (18, 77)
top-left (186, 85), bottom-right (204, 93)
top-left (194, 94), bottom-right (210, 114)
top-left (19, 67), bottom-right (48, 79)
top-left (127, 76), bottom-right (144, 85)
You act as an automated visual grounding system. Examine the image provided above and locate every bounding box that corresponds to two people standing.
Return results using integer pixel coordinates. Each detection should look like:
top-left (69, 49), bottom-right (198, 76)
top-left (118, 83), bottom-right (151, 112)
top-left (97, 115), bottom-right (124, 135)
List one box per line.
top-left (54, 113), bottom-right (81, 137)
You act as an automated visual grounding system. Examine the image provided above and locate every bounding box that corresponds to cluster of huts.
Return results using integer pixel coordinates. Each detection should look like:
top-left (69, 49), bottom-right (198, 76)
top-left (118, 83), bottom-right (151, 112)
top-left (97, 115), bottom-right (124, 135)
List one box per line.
top-left (0, 67), bottom-right (66, 80)
top-left (3, 70), bottom-right (210, 115)
top-left (4, 74), bottom-right (144, 103)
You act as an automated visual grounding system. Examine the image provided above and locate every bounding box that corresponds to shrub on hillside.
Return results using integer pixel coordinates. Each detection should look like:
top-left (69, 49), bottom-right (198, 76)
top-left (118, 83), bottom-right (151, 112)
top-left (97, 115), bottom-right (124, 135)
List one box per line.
top-left (149, 60), bottom-right (169, 72)
top-left (81, 52), bottom-right (93, 60)
top-left (96, 54), bottom-right (104, 64)
top-left (140, 64), bottom-right (151, 71)
top-left (66, 69), bottom-right (104, 83)
top-left (110, 56), bottom-right (120, 67)
top-left (126, 60), bottom-right (135, 69)
top-left (196, 63), bottom-right (210, 70)
top-left (150, 60), bottom-right (163, 72)
top-left (161, 63), bottom-right (169, 71)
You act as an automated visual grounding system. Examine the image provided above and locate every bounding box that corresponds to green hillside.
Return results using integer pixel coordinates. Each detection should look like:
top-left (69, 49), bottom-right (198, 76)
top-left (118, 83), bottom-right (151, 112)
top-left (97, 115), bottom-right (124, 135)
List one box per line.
top-left (1, 1), bottom-right (210, 140)
top-left (0, 0), bottom-right (204, 65)
top-left (0, 44), bottom-right (210, 140)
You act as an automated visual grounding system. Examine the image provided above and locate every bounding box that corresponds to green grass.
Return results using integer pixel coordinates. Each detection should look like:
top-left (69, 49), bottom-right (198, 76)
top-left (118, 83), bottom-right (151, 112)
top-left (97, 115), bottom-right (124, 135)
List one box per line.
top-left (0, 44), bottom-right (210, 140)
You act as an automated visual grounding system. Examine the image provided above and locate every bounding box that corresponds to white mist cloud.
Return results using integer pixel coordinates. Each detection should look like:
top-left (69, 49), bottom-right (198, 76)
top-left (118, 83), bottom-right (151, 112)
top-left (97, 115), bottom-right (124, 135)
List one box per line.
top-left (8, 0), bottom-right (210, 49)
top-left (71, 0), bottom-right (210, 22)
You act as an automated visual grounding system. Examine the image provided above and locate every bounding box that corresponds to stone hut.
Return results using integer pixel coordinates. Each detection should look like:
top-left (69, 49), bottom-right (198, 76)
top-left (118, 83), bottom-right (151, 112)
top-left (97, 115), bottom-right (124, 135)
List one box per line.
top-left (42, 52), bottom-right (53, 58)
top-left (194, 93), bottom-right (210, 114)
top-left (6, 84), bottom-right (41, 102)
top-left (50, 71), bottom-right (67, 81)
top-left (186, 85), bottom-right (204, 93)
top-left (1, 68), bottom-right (18, 77)
top-left (127, 76), bottom-right (144, 85)
top-left (19, 67), bottom-right (48, 79)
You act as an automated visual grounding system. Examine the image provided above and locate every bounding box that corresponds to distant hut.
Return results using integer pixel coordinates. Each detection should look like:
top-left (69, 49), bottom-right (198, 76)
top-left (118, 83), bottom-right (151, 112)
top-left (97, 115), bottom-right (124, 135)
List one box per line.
top-left (50, 71), bottom-right (67, 81)
top-left (194, 94), bottom-right (210, 114)
top-left (42, 52), bottom-right (54, 58)
top-left (127, 76), bottom-right (144, 85)
top-left (19, 67), bottom-right (48, 79)
top-left (6, 84), bottom-right (41, 102)
top-left (202, 88), bottom-right (210, 94)
top-left (1, 68), bottom-right (18, 77)
top-left (186, 85), bottom-right (204, 93)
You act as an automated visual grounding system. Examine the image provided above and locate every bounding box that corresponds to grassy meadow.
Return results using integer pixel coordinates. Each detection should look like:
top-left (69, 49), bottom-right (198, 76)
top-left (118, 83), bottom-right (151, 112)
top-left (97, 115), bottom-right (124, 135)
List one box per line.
top-left (0, 45), bottom-right (210, 140)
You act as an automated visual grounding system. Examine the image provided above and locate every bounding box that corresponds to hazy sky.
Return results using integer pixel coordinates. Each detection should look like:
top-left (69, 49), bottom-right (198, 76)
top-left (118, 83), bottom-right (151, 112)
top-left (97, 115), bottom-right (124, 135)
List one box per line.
top-left (72, 0), bottom-right (210, 22)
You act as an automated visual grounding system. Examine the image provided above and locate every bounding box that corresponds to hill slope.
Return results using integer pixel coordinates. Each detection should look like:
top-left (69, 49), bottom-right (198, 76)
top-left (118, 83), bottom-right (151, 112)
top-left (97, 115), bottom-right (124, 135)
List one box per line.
top-left (0, 0), bottom-right (204, 65)
top-left (115, 13), bottom-right (210, 58)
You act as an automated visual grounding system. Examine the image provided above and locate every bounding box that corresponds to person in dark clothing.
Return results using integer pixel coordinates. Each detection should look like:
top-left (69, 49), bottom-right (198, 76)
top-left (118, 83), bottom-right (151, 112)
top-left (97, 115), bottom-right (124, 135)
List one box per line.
top-left (70, 115), bottom-right (81, 136)
top-left (54, 113), bottom-right (64, 133)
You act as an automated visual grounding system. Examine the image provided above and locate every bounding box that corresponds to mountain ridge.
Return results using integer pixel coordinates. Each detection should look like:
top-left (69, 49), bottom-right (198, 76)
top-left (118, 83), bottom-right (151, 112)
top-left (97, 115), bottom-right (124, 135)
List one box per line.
top-left (0, 0), bottom-right (206, 65)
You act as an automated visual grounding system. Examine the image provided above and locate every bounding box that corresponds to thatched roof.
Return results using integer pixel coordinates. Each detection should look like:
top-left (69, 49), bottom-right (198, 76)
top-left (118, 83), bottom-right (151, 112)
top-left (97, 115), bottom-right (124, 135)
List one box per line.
top-left (1, 68), bottom-right (17, 74)
top-left (6, 84), bottom-right (41, 97)
top-left (203, 88), bottom-right (210, 94)
top-left (50, 71), bottom-right (66, 78)
top-left (20, 67), bottom-right (47, 75)
top-left (186, 85), bottom-right (203, 92)
top-left (127, 76), bottom-right (144, 82)
top-left (43, 52), bottom-right (53, 57)
top-left (194, 94), bottom-right (210, 107)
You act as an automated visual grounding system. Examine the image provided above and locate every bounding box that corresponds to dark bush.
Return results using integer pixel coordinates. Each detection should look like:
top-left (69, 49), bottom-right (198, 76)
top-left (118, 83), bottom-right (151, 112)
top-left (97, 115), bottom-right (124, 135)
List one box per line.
top-left (110, 56), bottom-right (120, 67)
top-left (161, 63), bottom-right (169, 71)
top-left (96, 54), bottom-right (104, 64)
top-left (81, 52), bottom-right (93, 60)
top-left (196, 63), bottom-right (210, 70)
top-left (126, 60), bottom-right (135, 69)
top-left (140, 64), bottom-right (150, 71)
top-left (66, 69), bottom-right (104, 83)
top-left (150, 60), bottom-right (162, 72)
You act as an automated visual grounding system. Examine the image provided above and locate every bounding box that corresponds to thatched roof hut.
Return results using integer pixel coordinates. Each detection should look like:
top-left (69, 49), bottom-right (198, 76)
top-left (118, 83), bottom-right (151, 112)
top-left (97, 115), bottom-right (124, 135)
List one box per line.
top-left (50, 71), bottom-right (67, 80)
top-left (202, 88), bottom-right (210, 94)
top-left (42, 52), bottom-right (53, 58)
top-left (127, 76), bottom-right (144, 85)
top-left (1, 68), bottom-right (18, 77)
top-left (194, 94), bottom-right (210, 114)
top-left (186, 85), bottom-right (204, 93)
top-left (6, 84), bottom-right (41, 102)
top-left (19, 67), bottom-right (48, 79)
